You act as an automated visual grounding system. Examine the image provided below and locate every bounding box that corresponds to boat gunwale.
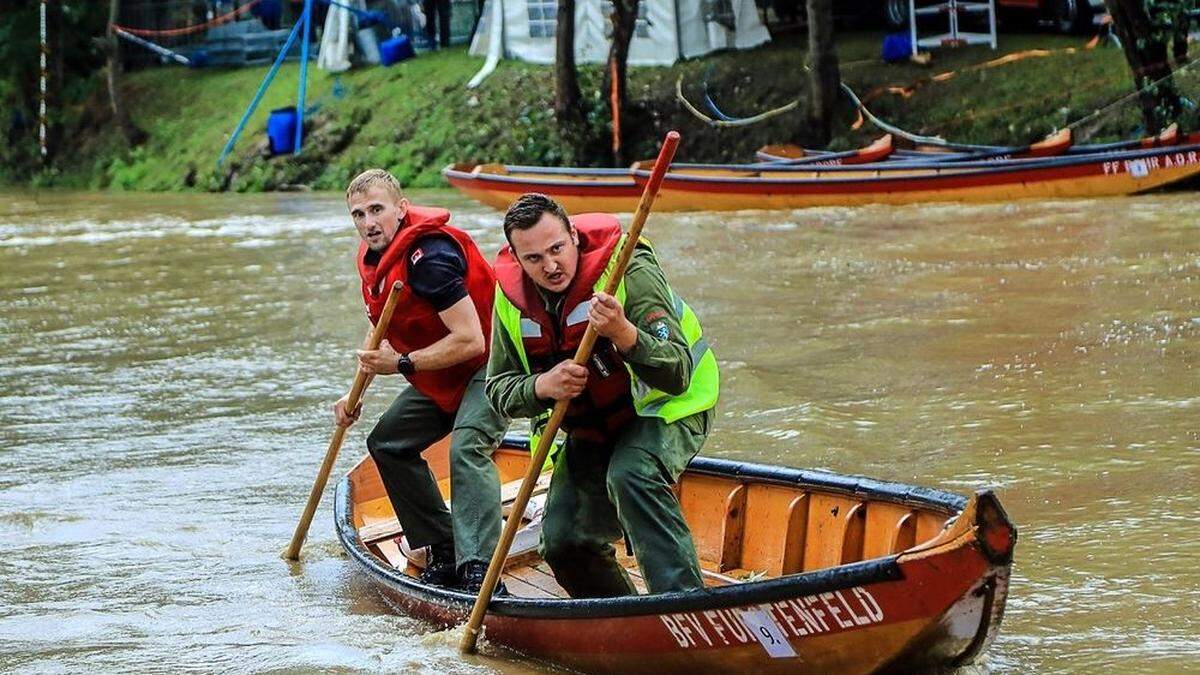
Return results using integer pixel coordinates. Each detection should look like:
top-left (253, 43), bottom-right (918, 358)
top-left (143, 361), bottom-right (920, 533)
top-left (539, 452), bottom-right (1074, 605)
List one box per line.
top-left (755, 132), bottom-right (1186, 163)
top-left (757, 141), bottom-right (1008, 162)
top-left (646, 141), bottom-right (1200, 183)
top-left (441, 164), bottom-right (636, 188)
top-left (335, 438), bottom-right (971, 621)
top-left (756, 139), bottom-right (890, 167)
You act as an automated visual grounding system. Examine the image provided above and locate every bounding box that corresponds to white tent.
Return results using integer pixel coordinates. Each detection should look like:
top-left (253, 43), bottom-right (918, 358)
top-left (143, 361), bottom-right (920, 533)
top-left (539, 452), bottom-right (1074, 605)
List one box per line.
top-left (468, 0), bottom-right (770, 67)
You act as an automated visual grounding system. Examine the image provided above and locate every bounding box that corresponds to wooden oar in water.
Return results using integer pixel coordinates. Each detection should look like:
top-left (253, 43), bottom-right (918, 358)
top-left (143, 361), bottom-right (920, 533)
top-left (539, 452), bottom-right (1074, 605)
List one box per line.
top-left (284, 280), bottom-right (404, 561)
top-left (459, 131), bottom-right (681, 653)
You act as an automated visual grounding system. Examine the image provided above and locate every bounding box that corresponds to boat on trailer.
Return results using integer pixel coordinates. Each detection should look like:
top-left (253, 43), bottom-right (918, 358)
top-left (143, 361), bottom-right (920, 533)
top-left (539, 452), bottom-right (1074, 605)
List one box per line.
top-left (336, 435), bottom-right (1016, 673)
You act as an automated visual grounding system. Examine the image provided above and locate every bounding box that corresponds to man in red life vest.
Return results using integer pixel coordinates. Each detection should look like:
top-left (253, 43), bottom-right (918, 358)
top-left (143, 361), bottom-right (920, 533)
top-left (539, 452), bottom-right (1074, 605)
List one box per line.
top-left (335, 169), bottom-right (508, 592)
top-left (486, 194), bottom-right (720, 597)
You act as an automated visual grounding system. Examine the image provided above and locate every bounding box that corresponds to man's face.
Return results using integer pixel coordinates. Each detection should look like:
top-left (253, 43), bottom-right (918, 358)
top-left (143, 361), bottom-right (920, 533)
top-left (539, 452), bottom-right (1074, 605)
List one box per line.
top-left (348, 185), bottom-right (409, 251)
top-left (509, 212), bottom-right (580, 294)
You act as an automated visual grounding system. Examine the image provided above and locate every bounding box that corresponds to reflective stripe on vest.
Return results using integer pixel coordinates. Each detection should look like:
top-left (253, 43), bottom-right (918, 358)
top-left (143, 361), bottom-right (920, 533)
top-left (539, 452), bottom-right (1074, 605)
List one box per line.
top-left (493, 235), bottom-right (719, 428)
top-left (519, 318), bottom-right (542, 338)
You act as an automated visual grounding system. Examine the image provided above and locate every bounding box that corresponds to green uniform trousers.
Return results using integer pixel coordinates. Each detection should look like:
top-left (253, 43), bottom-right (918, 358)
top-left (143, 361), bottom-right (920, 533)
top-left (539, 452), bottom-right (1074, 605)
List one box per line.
top-left (539, 410), bottom-right (711, 598)
top-left (366, 367), bottom-right (509, 569)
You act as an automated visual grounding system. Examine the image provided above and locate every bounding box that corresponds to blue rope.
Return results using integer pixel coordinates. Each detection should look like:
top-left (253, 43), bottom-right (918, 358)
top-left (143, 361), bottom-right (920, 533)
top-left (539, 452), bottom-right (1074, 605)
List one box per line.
top-left (700, 66), bottom-right (738, 123)
top-left (296, 0), bottom-right (313, 153)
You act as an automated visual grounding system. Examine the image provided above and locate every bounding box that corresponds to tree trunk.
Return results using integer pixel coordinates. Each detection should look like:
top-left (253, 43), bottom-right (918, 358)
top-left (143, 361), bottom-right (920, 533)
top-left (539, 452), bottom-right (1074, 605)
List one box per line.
top-left (1103, 0), bottom-right (1182, 133)
top-left (554, 0), bottom-right (581, 123)
top-left (105, 0), bottom-right (145, 146)
top-left (603, 0), bottom-right (638, 165)
top-left (803, 0), bottom-right (839, 147)
top-left (1170, 0), bottom-right (1193, 66)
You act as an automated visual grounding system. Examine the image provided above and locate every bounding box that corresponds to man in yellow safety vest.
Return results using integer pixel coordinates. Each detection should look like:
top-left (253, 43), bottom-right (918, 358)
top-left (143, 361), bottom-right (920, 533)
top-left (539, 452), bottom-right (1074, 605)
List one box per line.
top-left (485, 193), bottom-right (720, 597)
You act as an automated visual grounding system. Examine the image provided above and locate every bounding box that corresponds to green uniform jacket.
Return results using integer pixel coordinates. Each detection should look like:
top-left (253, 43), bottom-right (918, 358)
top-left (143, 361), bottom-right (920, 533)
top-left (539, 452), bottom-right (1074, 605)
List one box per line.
top-left (485, 248), bottom-right (705, 436)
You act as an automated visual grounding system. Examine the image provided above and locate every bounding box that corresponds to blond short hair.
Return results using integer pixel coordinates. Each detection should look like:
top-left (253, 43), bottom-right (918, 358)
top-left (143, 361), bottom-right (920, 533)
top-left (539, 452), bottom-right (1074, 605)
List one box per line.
top-left (346, 169), bottom-right (404, 202)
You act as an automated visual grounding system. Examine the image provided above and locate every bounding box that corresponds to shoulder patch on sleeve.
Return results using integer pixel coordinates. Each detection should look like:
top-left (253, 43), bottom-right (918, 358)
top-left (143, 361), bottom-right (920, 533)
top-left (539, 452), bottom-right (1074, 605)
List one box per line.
top-left (410, 247), bottom-right (424, 265)
top-left (650, 320), bottom-right (670, 341)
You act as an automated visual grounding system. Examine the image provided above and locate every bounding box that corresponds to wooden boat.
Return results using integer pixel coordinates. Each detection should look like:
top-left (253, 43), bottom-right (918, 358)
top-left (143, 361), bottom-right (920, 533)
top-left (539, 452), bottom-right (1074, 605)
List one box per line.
top-left (757, 129), bottom-right (1071, 164)
top-left (755, 125), bottom-right (1190, 164)
top-left (336, 435), bottom-right (1016, 673)
top-left (441, 136), bottom-right (894, 213)
top-left (632, 140), bottom-right (1200, 211)
top-left (442, 163), bottom-right (640, 213)
top-left (756, 134), bottom-right (896, 166)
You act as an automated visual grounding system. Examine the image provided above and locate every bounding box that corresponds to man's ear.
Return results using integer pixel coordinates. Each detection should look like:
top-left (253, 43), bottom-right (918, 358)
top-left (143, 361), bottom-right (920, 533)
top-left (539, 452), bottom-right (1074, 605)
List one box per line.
top-left (396, 196), bottom-right (410, 222)
top-left (569, 224), bottom-right (579, 246)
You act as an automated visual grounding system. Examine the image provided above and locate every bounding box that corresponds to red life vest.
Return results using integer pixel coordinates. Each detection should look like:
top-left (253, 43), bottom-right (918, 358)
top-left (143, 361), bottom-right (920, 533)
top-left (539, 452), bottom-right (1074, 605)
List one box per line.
top-left (357, 205), bottom-right (495, 413)
top-left (493, 214), bottom-right (634, 444)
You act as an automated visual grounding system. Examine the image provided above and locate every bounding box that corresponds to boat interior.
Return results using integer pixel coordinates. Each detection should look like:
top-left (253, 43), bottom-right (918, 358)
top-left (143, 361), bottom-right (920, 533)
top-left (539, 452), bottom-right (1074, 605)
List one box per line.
top-left (346, 440), bottom-right (957, 600)
top-left (446, 162), bottom-right (635, 184)
top-left (631, 158), bottom-right (1003, 181)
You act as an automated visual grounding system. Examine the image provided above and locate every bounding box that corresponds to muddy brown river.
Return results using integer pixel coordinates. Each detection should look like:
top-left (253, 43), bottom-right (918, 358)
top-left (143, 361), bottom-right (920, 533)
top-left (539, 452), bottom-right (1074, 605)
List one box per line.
top-left (1, 189), bottom-right (1196, 673)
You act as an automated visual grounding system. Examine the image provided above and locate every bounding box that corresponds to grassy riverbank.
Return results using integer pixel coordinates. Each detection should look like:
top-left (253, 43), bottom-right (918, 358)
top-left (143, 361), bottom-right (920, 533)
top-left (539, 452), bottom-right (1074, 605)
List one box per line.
top-left (10, 30), bottom-right (1189, 192)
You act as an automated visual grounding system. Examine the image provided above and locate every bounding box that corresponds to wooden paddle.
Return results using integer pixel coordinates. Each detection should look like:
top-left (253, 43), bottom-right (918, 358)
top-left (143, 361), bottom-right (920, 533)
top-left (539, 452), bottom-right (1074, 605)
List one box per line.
top-left (459, 131), bottom-right (681, 653)
top-left (284, 280), bottom-right (405, 561)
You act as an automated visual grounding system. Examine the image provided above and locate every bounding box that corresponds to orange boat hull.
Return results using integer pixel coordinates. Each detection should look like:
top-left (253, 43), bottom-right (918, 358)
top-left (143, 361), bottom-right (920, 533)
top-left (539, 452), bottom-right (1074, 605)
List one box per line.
top-left (446, 144), bottom-right (1200, 213)
top-left (336, 440), bottom-right (1016, 673)
top-left (443, 163), bottom-right (641, 213)
top-left (640, 144), bottom-right (1200, 211)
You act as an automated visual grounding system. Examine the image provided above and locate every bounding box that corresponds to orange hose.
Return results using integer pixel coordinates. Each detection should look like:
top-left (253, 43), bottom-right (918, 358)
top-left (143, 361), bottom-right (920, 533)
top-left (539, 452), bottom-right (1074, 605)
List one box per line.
top-left (112, 0), bottom-right (264, 38)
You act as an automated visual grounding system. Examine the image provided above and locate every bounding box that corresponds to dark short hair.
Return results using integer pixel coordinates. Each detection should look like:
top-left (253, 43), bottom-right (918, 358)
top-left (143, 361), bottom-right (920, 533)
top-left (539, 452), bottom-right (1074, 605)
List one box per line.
top-left (503, 193), bottom-right (571, 243)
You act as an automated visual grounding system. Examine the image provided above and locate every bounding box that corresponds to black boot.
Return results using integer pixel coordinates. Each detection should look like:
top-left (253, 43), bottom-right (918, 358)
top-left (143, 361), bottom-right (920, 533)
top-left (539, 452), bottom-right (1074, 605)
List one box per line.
top-left (419, 541), bottom-right (459, 588)
top-left (460, 561), bottom-right (508, 597)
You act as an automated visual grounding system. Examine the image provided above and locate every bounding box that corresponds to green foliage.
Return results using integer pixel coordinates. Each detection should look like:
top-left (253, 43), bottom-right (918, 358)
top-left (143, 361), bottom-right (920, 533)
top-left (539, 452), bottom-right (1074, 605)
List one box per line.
top-left (0, 1), bottom-right (109, 180)
top-left (7, 33), bottom-right (1196, 192)
top-left (1106, 0), bottom-right (1196, 129)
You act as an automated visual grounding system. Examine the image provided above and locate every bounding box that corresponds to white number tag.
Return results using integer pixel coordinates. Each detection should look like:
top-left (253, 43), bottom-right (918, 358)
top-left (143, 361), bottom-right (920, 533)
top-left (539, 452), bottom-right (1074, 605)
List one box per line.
top-left (737, 606), bottom-right (797, 659)
top-left (1129, 159), bottom-right (1150, 178)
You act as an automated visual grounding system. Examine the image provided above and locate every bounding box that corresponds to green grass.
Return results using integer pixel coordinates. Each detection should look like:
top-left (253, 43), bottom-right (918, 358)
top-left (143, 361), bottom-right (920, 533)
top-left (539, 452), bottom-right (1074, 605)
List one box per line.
top-left (11, 30), bottom-right (1195, 192)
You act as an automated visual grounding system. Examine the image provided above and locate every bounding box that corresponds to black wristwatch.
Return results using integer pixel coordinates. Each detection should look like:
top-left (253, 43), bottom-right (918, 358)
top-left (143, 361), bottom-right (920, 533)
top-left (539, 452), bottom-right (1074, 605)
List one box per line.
top-left (396, 353), bottom-right (415, 376)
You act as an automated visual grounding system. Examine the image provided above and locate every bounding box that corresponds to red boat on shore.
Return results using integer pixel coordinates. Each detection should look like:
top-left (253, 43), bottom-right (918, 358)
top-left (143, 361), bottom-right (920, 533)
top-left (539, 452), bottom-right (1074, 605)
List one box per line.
top-left (336, 435), bottom-right (1016, 673)
top-left (757, 134), bottom-right (898, 166)
top-left (442, 163), bottom-right (641, 213)
top-left (756, 125), bottom-right (1186, 164)
top-left (633, 140), bottom-right (1200, 211)
top-left (444, 128), bottom-right (1200, 213)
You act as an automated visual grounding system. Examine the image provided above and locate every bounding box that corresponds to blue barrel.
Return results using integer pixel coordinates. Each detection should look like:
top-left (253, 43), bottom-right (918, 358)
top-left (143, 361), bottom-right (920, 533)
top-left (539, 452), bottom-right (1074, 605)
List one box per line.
top-left (881, 33), bottom-right (913, 63)
top-left (380, 35), bottom-right (415, 66)
top-left (267, 106), bottom-right (298, 155)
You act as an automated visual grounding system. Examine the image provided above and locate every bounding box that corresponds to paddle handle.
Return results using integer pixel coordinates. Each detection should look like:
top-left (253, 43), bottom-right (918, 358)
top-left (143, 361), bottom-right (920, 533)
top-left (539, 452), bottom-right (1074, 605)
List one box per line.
top-left (459, 131), bottom-right (680, 654)
top-left (284, 280), bottom-right (405, 561)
